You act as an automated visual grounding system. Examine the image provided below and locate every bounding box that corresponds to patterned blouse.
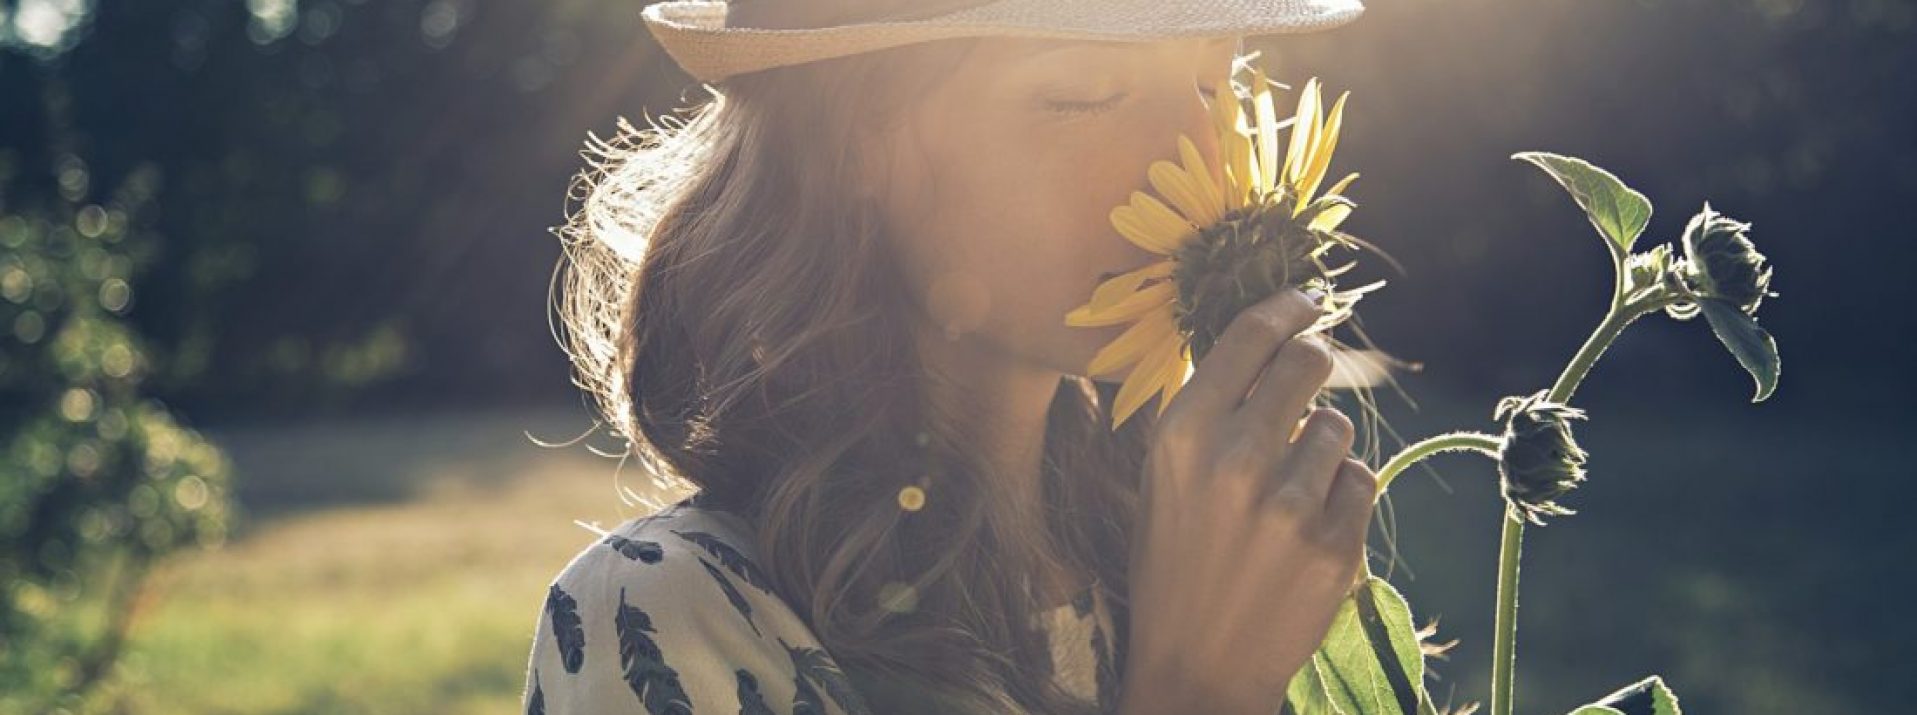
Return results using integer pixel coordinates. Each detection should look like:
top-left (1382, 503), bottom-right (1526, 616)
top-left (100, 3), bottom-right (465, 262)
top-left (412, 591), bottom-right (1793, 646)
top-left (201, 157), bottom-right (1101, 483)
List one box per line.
top-left (520, 496), bottom-right (1121, 714)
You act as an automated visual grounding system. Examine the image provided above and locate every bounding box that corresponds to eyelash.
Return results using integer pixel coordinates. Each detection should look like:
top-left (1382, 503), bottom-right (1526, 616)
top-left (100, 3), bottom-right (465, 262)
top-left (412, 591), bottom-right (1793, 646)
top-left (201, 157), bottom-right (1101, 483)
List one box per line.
top-left (1045, 80), bottom-right (1229, 117)
top-left (1044, 92), bottom-right (1129, 116)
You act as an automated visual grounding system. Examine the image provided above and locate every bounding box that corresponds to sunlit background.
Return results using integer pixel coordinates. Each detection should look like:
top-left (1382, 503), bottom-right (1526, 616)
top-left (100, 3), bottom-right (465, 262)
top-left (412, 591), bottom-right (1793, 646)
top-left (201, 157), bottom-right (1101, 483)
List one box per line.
top-left (0, 0), bottom-right (1908, 713)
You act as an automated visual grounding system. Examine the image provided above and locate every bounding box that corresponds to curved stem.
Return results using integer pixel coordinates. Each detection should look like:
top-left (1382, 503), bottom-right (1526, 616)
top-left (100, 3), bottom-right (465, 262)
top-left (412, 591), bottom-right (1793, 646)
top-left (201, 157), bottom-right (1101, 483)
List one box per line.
top-left (1489, 296), bottom-right (1660, 715)
top-left (1546, 297), bottom-right (1640, 404)
top-left (1374, 431), bottom-right (1504, 496)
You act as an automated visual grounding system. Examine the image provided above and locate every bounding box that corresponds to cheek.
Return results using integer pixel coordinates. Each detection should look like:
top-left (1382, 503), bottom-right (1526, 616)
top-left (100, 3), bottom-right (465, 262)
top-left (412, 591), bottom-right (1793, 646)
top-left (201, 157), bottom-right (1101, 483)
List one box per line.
top-left (912, 122), bottom-right (1168, 366)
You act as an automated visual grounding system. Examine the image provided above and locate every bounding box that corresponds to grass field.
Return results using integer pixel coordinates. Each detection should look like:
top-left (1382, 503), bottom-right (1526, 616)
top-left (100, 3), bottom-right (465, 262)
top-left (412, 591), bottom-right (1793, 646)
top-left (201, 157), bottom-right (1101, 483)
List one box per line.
top-left (92, 408), bottom-right (687, 715)
top-left (82, 386), bottom-right (1898, 714)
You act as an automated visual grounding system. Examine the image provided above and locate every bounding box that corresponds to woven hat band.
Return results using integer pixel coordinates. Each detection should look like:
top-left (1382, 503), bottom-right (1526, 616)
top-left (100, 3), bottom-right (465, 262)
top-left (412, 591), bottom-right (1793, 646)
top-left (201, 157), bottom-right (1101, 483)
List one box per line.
top-left (726, 0), bottom-right (999, 30)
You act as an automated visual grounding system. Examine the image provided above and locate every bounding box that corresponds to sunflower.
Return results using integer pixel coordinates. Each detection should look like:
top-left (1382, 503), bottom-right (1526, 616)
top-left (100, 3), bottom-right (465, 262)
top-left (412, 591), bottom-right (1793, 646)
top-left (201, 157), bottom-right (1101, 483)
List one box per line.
top-left (1067, 68), bottom-right (1390, 430)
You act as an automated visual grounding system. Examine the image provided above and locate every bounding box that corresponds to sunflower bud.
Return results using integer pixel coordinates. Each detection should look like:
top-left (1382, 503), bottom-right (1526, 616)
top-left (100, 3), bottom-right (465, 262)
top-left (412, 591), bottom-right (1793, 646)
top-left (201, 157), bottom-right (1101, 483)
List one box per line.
top-left (1492, 389), bottom-right (1590, 526)
top-left (1679, 202), bottom-right (1774, 316)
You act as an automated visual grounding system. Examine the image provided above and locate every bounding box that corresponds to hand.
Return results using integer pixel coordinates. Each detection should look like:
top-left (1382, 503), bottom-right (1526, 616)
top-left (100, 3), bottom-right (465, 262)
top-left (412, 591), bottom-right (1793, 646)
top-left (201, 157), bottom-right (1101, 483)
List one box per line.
top-left (1116, 287), bottom-right (1380, 715)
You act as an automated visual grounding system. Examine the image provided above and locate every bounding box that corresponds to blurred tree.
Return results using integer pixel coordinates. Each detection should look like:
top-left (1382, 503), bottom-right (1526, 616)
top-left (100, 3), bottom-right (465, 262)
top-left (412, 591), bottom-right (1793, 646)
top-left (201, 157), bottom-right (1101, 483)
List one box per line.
top-left (2, 0), bottom-right (675, 420)
top-left (0, 81), bottom-right (233, 712)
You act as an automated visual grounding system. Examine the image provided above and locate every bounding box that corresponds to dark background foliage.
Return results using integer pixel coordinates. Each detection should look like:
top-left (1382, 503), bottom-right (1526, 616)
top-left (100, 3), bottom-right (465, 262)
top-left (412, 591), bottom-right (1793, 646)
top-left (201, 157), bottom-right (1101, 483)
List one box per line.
top-left (0, 0), bottom-right (1906, 712)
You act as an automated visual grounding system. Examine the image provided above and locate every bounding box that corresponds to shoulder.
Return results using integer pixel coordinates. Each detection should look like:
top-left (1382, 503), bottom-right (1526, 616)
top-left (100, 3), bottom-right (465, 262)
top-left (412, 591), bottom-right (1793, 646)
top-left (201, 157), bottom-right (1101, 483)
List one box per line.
top-left (557, 499), bottom-right (772, 605)
top-left (522, 497), bottom-right (872, 715)
top-left (547, 501), bottom-right (783, 664)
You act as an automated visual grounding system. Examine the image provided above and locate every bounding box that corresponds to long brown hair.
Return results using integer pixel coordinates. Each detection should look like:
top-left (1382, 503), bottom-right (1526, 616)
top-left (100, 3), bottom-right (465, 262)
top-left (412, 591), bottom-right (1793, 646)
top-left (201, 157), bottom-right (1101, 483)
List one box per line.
top-left (552, 39), bottom-right (1164, 714)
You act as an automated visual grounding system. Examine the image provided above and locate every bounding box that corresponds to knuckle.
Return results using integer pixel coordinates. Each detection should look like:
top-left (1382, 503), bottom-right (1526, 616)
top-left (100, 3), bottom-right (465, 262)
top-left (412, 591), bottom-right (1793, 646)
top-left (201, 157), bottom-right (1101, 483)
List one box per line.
top-left (1235, 292), bottom-right (1309, 339)
top-left (1302, 515), bottom-right (1357, 554)
top-left (1335, 501), bottom-right (1378, 536)
top-left (1304, 408), bottom-right (1356, 448)
top-left (1277, 333), bottom-right (1335, 379)
top-left (1323, 465), bottom-right (1378, 525)
top-left (1263, 483), bottom-right (1317, 518)
top-left (1155, 409), bottom-right (1212, 456)
top-left (1340, 458), bottom-right (1379, 490)
top-left (1211, 438), bottom-right (1268, 484)
top-left (1242, 303), bottom-right (1290, 341)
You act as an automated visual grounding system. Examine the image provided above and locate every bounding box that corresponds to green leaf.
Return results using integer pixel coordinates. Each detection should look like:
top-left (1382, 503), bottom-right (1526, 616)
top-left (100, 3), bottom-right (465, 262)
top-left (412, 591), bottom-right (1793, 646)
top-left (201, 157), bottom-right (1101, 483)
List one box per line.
top-left (1573, 675), bottom-right (1682, 715)
top-left (1286, 657), bottom-right (1344, 715)
top-left (1697, 298), bottom-right (1780, 402)
top-left (1513, 152), bottom-right (1653, 257)
top-left (1306, 577), bottom-right (1430, 715)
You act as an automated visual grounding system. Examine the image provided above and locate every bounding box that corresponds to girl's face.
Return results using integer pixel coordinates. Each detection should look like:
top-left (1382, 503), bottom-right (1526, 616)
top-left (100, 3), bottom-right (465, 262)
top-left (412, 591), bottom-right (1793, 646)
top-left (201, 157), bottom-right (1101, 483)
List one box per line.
top-left (872, 36), bottom-right (1242, 382)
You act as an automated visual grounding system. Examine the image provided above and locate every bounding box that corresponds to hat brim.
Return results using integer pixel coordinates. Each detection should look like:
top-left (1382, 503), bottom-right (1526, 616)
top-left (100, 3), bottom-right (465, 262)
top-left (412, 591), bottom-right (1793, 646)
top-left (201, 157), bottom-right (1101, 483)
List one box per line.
top-left (643, 0), bottom-right (1365, 84)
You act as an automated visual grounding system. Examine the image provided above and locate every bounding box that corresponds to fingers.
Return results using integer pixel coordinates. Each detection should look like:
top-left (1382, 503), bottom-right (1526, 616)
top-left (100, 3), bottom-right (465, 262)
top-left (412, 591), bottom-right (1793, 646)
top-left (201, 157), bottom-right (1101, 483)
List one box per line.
top-left (1319, 457), bottom-right (1379, 547)
top-left (1236, 330), bottom-right (1335, 443)
top-left (1264, 406), bottom-right (1355, 512)
top-left (1169, 288), bottom-right (1324, 419)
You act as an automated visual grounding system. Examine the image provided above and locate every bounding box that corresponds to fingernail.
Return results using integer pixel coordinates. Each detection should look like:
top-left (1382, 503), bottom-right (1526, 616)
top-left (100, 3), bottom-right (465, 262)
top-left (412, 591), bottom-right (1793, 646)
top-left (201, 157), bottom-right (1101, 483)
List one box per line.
top-left (1302, 287), bottom-right (1326, 304)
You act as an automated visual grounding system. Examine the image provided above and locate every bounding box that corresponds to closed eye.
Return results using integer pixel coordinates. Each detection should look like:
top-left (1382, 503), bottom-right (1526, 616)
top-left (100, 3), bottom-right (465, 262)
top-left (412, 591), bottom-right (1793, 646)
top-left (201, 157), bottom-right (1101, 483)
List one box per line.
top-left (1044, 91), bottom-right (1129, 116)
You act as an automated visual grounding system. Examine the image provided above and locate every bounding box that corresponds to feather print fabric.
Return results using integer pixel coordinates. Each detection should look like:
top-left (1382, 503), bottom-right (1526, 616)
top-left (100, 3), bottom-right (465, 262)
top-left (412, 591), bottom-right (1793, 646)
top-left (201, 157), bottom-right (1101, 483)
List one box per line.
top-left (520, 498), bottom-right (1117, 714)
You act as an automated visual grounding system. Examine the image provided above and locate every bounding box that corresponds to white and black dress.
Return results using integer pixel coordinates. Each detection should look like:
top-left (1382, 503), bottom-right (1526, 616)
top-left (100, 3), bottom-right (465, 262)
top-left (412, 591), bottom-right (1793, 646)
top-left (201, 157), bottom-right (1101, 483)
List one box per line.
top-left (520, 496), bottom-right (1120, 714)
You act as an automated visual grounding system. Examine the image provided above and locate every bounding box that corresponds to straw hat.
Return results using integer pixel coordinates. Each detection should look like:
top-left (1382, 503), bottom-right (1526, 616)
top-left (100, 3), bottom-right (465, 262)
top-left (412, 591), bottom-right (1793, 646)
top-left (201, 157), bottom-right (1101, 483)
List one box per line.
top-left (642, 0), bottom-right (1366, 84)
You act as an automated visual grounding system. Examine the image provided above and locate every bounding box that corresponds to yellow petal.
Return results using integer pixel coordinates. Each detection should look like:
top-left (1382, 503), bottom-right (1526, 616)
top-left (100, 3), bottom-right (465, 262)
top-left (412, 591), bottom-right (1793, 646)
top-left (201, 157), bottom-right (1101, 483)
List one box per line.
top-left (1220, 129), bottom-right (1254, 209)
top-left (1129, 192), bottom-right (1197, 246)
top-left (1226, 137), bottom-right (1256, 209)
top-left (1310, 203), bottom-right (1352, 232)
top-left (1142, 343), bottom-right (1184, 417)
top-left (1324, 172), bottom-right (1360, 198)
top-left (1066, 282), bottom-right (1175, 327)
top-left (1112, 337), bottom-right (1182, 429)
top-left (1215, 81), bottom-right (1257, 210)
top-left (1308, 173), bottom-right (1360, 232)
top-left (1112, 205), bottom-right (1183, 255)
top-left (1284, 78), bottom-right (1321, 189)
top-left (1155, 344), bottom-right (1194, 417)
top-left (1148, 160), bottom-right (1221, 227)
top-left (1253, 69), bottom-right (1280, 192)
top-left (1295, 91), bottom-right (1347, 212)
top-left (1088, 312), bottom-right (1177, 378)
top-left (1177, 135), bottom-right (1224, 220)
top-left (1083, 261), bottom-right (1173, 313)
top-left (1209, 78), bottom-right (1236, 131)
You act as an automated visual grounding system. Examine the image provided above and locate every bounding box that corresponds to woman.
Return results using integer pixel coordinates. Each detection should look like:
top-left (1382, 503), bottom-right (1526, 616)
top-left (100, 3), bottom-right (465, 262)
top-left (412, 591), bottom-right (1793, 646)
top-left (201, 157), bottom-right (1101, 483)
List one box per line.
top-left (523, 1), bottom-right (1381, 713)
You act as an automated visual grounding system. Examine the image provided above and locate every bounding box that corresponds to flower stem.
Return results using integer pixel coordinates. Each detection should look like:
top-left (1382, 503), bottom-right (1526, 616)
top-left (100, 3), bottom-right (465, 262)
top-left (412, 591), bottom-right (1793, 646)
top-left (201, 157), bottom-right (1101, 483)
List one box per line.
top-left (1545, 297), bottom-right (1640, 404)
top-left (1488, 296), bottom-right (1658, 715)
top-left (1374, 431), bottom-right (1504, 496)
top-left (1488, 506), bottom-right (1524, 715)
